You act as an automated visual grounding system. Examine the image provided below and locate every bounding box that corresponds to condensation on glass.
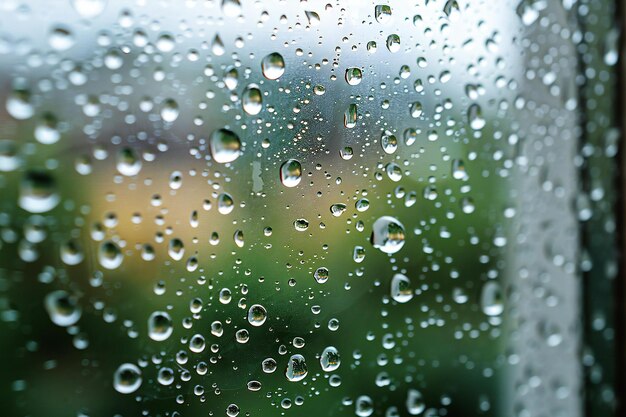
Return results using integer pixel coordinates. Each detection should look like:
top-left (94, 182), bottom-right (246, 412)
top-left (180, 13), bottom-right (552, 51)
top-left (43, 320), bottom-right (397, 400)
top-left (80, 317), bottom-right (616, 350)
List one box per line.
top-left (0, 1), bottom-right (619, 417)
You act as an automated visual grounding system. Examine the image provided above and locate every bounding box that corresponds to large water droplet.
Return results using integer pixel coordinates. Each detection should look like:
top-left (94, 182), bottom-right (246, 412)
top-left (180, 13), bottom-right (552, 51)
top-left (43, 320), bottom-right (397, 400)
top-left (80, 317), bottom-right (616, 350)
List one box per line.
top-left (481, 281), bottom-right (504, 316)
top-left (45, 290), bottom-right (82, 327)
top-left (222, 0), bottom-right (242, 17)
top-left (345, 67), bottom-right (363, 86)
top-left (406, 389), bottom-right (425, 415)
top-left (356, 395), bottom-right (374, 417)
top-left (371, 216), bottom-right (405, 254)
top-left (390, 273), bottom-right (413, 303)
top-left (35, 113), bottom-right (61, 145)
top-left (49, 26), bottom-right (75, 51)
top-left (113, 363), bottom-right (142, 394)
top-left (261, 53), bottom-right (285, 80)
top-left (116, 147), bottom-right (142, 176)
top-left (314, 267), bottom-right (329, 284)
top-left (218, 193), bottom-right (235, 214)
top-left (280, 159), bottom-right (302, 187)
top-left (381, 131), bottom-right (398, 154)
top-left (19, 171), bottom-right (60, 213)
top-left (71, 0), bottom-right (107, 17)
top-left (210, 129), bottom-right (242, 164)
top-left (148, 311), bottom-right (173, 341)
top-left (285, 354), bottom-right (308, 382)
top-left (242, 84), bottom-right (263, 115)
top-left (320, 346), bottom-right (340, 372)
top-left (344, 104), bottom-right (357, 128)
top-left (247, 304), bottom-right (267, 327)
top-left (386, 34), bottom-right (401, 52)
top-left (160, 98), bottom-right (179, 123)
top-left (6, 89), bottom-right (34, 120)
top-left (468, 104), bottom-right (486, 130)
top-left (375, 5), bottom-right (392, 23)
top-left (98, 240), bottom-right (123, 269)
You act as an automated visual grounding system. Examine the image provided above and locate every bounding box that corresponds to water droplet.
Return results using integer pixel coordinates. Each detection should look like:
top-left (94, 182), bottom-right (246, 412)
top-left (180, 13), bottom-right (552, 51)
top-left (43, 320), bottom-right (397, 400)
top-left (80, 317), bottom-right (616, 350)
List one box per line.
top-left (189, 334), bottom-right (206, 353)
top-left (443, 0), bottom-right (460, 18)
top-left (344, 103), bottom-right (358, 128)
top-left (461, 197), bottom-right (475, 214)
top-left (247, 304), bottom-right (267, 326)
top-left (116, 147), bottom-right (142, 176)
top-left (217, 192), bottom-right (235, 214)
top-left (226, 404), bottom-right (240, 417)
top-left (6, 89), bottom-right (34, 120)
top-left (452, 159), bottom-right (468, 180)
top-left (356, 198), bottom-right (370, 212)
top-left (157, 367), bottom-right (174, 386)
top-left (314, 267), bottom-right (329, 284)
top-left (375, 5), bottom-right (392, 23)
top-left (262, 358), bottom-right (277, 373)
top-left (98, 240), bottom-right (123, 269)
top-left (481, 281), bottom-right (504, 316)
top-left (211, 34), bottom-right (225, 56)
top-left (235, 328), bottom-right (250, 343)
top-left (294, 218), bottom-right (309, 231)
top-left (49, 26), bottom-right (75, 51)
top-left (261, 52), bottom-right (285, 80)
top-left (19, 171), bottom-right (59, 213)
top-left (390, 273), bottom-right (413, 303)
top-left (330, 203), bottom-right (347, 217)
top-left (168, 238), bottom-right (185, 261)
top-left (247, 380), bottom-right (262, 391)
top-left (35, 113), bottom-right (61, 145)
top-left (285, 354), bottom-right (308, 382)
top-left (305, 10), bottom-right (321, 25)
top-left (113, 363), bottom-right (142, 394)
top-left (210, 129), bottom-right (242, 164)
top-left (356, 396), bottom-right (374, 417)
top-left (381, 131), bottom-right (398, 154)
top-left (340, 147), bottom-right (354, 160)
top-left (386, 162), bottom-right (403, 182)
top-left (468, 104), bottom-right (486, 130)
top-left (320, 346), bottom-right (340, 372)
top-left (148, 311), bottom-right (173, 341)
top-left (60, 239), bottom-right (84, 265)
top-left (156, 33), bottom-right (175, 52)
top-left (221, 0), bottom-right (241, 17)
top-left (242, 84), bottom-right (263, 115)
top-left (410, 101), bottom-right (423, 118)
top-left (371, 216), bottom-right (405, 254)
top-left (0, 140), bottom-right (20, 172)
top-left (45, 290), bottom-right (81, 327)
top-left (71, 0), bottom-right (106, 17)
top-left (406, 389), bottom-right (425, 415)
top-left (161, 98), bottom-right (179, 123)
top-left (345, 67), bottom-right (363, 86)
top-left (280, 159), bottom-right (302, 187)
top-left (386, 34), bottom-right (401, 53)
top-left (353, 246), bottom-right (365, 263)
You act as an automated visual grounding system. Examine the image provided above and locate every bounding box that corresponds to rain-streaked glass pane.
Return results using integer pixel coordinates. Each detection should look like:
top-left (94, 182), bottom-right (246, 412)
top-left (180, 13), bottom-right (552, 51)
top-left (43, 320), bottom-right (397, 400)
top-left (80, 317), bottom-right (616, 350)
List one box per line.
top-left (0, 1), bottom-right (620, 417)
